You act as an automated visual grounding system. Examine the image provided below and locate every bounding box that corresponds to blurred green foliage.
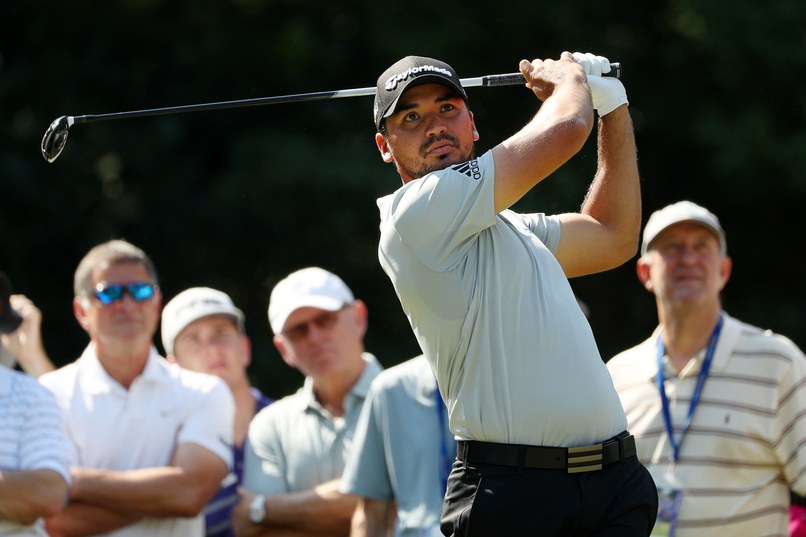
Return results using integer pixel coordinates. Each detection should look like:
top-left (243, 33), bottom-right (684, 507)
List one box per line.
top-left (2, 0), bottom-right (805, 396)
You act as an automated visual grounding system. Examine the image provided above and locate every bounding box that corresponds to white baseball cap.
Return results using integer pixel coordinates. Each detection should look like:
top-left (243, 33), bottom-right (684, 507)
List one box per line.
top-left (641, 200), bottom-right (727, 256)
top-left (161, 287), bottom-right (245, 355)
top-left (268, 267), bottom-right (354, 335)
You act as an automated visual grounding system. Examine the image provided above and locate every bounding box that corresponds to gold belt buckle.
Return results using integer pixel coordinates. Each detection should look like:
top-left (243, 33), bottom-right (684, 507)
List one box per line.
top-left (566, 443), bottom-right (603, 473)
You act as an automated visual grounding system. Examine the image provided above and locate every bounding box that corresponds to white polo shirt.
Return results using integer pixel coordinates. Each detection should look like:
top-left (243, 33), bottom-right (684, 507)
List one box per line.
top-left (40, 345), bottom-right (234, 537)
top-left (0, 366), bottom-right (71, 537)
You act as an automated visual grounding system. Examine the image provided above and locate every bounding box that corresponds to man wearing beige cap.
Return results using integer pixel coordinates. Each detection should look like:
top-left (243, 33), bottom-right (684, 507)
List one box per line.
top-left (162, 287), bottom-right (273, 537)
top-left (232, 267), bottom-right (382, 537)
top-left (607, 200), bottom-right (806, 536)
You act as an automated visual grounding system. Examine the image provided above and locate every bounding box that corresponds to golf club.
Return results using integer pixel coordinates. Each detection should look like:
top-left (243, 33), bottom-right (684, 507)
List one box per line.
top-left (41, 63), bottom-right (621, 163)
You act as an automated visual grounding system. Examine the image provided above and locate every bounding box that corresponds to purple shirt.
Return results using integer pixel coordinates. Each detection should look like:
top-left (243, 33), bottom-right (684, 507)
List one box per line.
top-left (205, 388), bottom-right (272, 537)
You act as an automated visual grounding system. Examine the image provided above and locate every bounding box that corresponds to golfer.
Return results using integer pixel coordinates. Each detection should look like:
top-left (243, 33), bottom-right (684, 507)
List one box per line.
top-left (373, 52), bottom-right (657, 536)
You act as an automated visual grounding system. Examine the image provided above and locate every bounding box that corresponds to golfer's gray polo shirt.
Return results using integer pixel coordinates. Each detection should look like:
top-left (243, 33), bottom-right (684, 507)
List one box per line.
top-left (377, 150), bottom-right (627, 447)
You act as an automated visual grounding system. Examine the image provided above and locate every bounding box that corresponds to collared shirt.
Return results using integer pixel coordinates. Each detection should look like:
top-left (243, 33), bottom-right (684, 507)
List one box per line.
top-left (607, 313), bottom-right (806, 536)
top-left (377, 150), bottom-right (627, 447)
top-left (40, 345), bottom-right (234, 537)
top-left (243, 353), bottom-right (382, 495)
top-left (0, 366), bottom-right (71, 537)
top-left (340, 355), bottom-right (454, 537)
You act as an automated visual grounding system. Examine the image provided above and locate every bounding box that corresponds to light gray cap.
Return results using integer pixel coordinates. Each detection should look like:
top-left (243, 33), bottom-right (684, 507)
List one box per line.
top-left (642, 200), bottom-right (726, 256)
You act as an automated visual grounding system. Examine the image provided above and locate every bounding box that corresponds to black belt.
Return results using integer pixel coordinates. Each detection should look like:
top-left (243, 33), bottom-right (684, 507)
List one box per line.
top-left (456, 431), bottom-right (637, 474)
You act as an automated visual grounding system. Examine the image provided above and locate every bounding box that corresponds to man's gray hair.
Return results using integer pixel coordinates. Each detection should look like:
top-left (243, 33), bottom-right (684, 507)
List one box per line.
top-left (74, 239), bottom-right (159, 298)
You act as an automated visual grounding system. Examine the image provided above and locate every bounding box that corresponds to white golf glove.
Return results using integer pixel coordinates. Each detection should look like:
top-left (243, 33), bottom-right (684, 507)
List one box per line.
top-left (572, 52), bottom-right (628, 116)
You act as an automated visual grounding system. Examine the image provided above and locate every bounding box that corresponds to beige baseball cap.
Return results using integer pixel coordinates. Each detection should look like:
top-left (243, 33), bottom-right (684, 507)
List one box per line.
top-left (268, 267), bottom-right (354, 335)
top-left (641, 200), bottom-right (727, 256)
top-left (161, 287), bottom-right (244, 355)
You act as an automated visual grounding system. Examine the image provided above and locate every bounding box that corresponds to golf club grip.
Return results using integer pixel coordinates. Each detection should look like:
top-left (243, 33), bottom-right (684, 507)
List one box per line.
top-left (482, 62), bottom-right (621, 87)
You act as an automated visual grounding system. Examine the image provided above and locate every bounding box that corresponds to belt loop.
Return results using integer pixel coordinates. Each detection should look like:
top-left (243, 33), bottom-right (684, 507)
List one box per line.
top-left (616, 435), bottom-right (625, 461)
top-left (461, 441), bottom-right (470, 469)
top-left (516, 446), bottom-right (526, 472)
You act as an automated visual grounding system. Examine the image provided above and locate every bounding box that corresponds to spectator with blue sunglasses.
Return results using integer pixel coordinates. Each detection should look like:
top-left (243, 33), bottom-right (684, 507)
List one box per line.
top-left (39, 239), bottom-right (235, 537)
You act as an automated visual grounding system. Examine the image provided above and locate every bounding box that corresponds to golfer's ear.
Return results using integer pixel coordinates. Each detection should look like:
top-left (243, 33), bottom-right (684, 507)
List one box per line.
top-left (376, 133), bottom-right (394, 163)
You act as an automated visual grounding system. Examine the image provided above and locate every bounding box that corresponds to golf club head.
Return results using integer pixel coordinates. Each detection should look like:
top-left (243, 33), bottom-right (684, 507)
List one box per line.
top-left (41, 116), bottom-right (71, 163)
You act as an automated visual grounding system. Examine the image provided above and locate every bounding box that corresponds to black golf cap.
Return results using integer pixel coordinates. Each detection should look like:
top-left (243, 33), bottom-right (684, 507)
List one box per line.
top-left (374, 56), bottom-right (467, 132)
top-left (0, 272), bottom-right (22, 334)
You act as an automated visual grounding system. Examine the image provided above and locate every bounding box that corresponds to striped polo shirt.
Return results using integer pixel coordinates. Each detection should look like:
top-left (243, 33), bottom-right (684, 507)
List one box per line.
top-left (0, 366), bottom-right (71, 536)
top-left (607, 313), bottom-right (806, 536)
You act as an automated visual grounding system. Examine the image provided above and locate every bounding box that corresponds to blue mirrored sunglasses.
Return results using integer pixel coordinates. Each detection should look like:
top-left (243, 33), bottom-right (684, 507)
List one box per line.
top-left (93, 282), bottom-right (159, 305)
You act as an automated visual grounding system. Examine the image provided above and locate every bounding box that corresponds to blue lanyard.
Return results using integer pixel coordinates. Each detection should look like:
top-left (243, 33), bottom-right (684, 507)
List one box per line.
top-left (434, 386), bottom-right (451, 495)
top-left (656, 315), bottom-right (723, 463)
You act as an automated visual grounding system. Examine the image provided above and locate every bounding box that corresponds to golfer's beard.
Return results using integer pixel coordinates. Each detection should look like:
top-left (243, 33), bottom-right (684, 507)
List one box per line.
top-left (406, 136), bottom-right (475, 179)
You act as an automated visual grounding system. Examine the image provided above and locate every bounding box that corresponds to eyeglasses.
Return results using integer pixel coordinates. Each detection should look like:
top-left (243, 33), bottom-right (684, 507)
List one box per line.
top-left (93, 282), bottom-right (159, 305)
top-left (281, 305), bottom-right (349, 342)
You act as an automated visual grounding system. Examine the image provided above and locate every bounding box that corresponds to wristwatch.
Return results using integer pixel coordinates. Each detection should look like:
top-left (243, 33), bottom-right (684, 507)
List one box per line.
top-left (249, 494), bottom-right (266, 525)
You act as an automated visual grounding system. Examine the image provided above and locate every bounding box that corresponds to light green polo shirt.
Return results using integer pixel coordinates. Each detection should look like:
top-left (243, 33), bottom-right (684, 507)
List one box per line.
top-left (243, 353), bottom-right (382, 494)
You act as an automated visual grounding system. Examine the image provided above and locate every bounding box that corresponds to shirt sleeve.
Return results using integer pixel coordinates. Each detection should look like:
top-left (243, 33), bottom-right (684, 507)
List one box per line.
top-left (22, 378), bottom-right (72, 485)
top-left (518, 211), bottom-right (563, 254)
top-left (774, 337), bottom-right (806, 494)
top-left (177, 376), bottom-right (235, 469)
top-left (388, 152), bottom-right (496, 272)
top-left (339, 383), bottom-right (393, 501)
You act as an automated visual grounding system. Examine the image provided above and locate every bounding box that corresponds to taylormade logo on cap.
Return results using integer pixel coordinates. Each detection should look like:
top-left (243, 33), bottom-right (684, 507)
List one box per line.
top-left (384, 65), bottom-right (455, 91)
top-left (373, 55), bottom-right (467, 132)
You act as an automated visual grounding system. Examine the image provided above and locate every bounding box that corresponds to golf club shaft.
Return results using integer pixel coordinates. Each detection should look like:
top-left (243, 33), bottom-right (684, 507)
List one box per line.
top-left (67, 63), bottom-right (621, 125)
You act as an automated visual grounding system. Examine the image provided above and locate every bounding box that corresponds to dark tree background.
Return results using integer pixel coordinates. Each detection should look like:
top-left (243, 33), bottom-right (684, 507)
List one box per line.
top-left (2, 0), bottom-right (805, 396)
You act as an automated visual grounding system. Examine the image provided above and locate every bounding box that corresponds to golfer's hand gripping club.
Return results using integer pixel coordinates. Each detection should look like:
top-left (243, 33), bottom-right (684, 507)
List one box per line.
top-left (572, 52), bottom-right (628, 116)
top-left (474, 61), bottom-right (621, 88)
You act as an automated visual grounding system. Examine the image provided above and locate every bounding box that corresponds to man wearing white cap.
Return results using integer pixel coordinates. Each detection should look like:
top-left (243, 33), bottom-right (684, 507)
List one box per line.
top-left (232, 267), bottom-right (383, 537)
top-left (607, 200), bottom-right (806, 536)
top-left (162, 287), bottom-right (273, 537)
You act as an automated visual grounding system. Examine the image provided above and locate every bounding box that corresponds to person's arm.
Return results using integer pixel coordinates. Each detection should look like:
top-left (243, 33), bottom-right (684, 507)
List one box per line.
top-left (0, 294), bottom-right (56, 377)
top-left (44, 502), bottom-right (139, 537)
top-left (491, 52), bottom-right (594, 213)
top-left (46, 443), bottom-right (226, 536)
top-left (554, 104), bottom-right (640, 277)
top-left (0, 468), bottom-right (67, 525)
top-left (68, 443), bottom-right (227, 517)
top-left (233, 482), bottom-right (358, 536)
top-left (350, 497), bottom-right (395, 537)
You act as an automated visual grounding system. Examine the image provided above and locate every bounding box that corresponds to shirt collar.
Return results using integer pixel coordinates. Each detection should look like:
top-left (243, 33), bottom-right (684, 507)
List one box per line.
top-left (662, 348), bottom-right (706, 378)
top-left (77, 344), bottom-right (167, 394)
top-left (301, 352), bottom-right (383, 412)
